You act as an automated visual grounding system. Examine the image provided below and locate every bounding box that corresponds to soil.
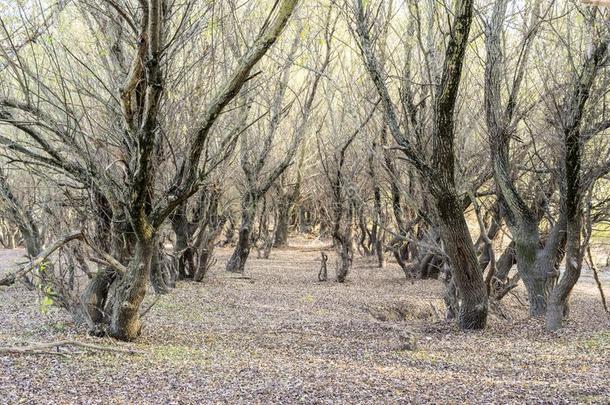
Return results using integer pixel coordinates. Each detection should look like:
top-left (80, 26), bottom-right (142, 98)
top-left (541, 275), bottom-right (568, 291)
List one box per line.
top-left (1, 238), bottom-right (609, 404)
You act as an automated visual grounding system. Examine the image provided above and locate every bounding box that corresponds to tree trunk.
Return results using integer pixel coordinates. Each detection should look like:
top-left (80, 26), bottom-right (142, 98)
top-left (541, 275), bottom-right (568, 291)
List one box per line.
top-left (483, 0), bottom-right (552, 316)
top-left (355, 0), bottom-right (486, 329)
top-left (193, 245), bottom-right (214, 282)
top-left (226, 223), bottom-right (252, 274)
top-left (433, 191), bottom-right (488, 330)
top-left (255, 198), bottom-right (273, 259)
top-left (221, 214), bottom-right (236, 246)
top-left (79, 193), bottom-right (119, 331)
top-left (150, 241), bottom-right (172, 294)
top-left (357, 211), bottom-right (371, 256)
top-left (544, 203), bottom-right (575, 330)
top-left (493, 241), bottom-right (515, 282)
top-left (544, 33), bottom-right (603, 327)
top-left (513, 227), bottom-right (547, 316)
top-left (443, 267), bottom-right (459, 320)
top-left (171, 207), bottom-right (195, 280)
top-left (368, 140), bottom-right (385, 267)
top-left (79, 267), bottom-right (116, 332)
top-left (335, 236), bottom-right (352, 283)
top-left (226, 195), bottom-right (257, 274)
top-left (7, 228), bottom-right (16, 249)
top-left (371, 200), bottom-right (384, 268)
top-left (546, 225), bottom-right (580, 330)
top-left (420, 253), bottom-right (443, 279)
top-left (335, 204), bottom-right (353, 283)
top-left (193, 218), bottom-right (226, 282)
top-left (375, 234), bottom-right (384, 268)
top-left (108, 238), bottom-right (154, 341)
top-left (318, 206), bottom-right (330, 237)
top-left (193, 215), bottom-right (226, 282)
top-left (476, 200), bottom-right (502, 271)
top-left (273, 198), bottom-right (290, 247)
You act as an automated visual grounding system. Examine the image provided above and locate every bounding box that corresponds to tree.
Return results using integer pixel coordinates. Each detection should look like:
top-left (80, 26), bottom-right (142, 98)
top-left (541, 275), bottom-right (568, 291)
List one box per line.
top-left (0, 0), bottom-right (300, 340)
top-left (483, 0), bottom-right (552, 315)
top-left (226, 8), bottom-right (333, 273)
top-left (353, 0), bottom-right (488, 329)
top-left (546, 8), bottom-right (609, 330)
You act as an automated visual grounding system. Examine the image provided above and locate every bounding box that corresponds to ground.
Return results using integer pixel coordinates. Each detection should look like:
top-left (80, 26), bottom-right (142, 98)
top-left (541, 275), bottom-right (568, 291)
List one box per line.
top-left (1, 238), bottom-right (609, 404)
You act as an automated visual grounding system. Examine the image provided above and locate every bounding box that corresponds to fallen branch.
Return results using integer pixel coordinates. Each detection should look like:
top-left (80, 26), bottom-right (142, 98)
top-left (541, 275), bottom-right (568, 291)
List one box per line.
top-left (0, 340), bottom-right (143, 356)
top-left (0, 230), bottom-right (127, 288)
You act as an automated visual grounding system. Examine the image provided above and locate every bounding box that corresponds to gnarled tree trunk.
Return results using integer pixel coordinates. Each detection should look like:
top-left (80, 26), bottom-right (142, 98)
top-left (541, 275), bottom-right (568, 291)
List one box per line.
top-left (108, 237), bottom-right (154, 341)
top-left (432, 190), bottom-right (488, 329)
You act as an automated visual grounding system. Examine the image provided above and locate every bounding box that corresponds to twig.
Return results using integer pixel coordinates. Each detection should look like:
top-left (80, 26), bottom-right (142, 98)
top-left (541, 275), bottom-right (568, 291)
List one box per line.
top-left (494, 273), bottom-right (521, 301)
top-left (140, 295), bottom-right (161, 318)
top-left (429, 302), bottom-right (442, 321)
top-left (0, 231), bottom-right (82, 286)
top-left (509, 290), bottom-right (527, 307)
top-left (587, 246), bottom-right (609, 313)
top-left (318, 251), bottom-right (328, 281)
top-left (0, 230), bottom-right (127, 288)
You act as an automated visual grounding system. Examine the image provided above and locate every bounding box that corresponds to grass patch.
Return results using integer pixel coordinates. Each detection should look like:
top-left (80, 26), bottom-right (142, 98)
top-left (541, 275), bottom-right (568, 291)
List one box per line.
top-left (581, 331), bottom-right (610, 351)
top-left (150, 344), bottom-right (210, 365)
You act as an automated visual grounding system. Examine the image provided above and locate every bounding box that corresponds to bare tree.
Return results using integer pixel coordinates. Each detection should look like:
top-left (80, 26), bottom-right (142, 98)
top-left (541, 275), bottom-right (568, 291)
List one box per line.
top-left (226, 9), bottom-right (333, 273)
top-left (0, 0), bottom-right (300, 340)
top-left (353, 0), bottom-right (488, 329)
top-left (546, 8), bottom-right (609, 330)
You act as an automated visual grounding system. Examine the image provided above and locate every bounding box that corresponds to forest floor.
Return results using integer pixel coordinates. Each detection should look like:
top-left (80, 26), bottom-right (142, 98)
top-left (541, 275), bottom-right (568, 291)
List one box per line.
top-left (1, 237), bottom-right (609, 404)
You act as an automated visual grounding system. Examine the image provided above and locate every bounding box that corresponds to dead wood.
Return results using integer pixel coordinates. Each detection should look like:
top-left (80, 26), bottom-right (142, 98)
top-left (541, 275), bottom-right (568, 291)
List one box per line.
top-left (0, 340), bottom-right (143, 356)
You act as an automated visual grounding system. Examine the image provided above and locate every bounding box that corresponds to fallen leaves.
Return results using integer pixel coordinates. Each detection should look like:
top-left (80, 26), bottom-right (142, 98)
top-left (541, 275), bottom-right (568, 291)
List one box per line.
top-left (1, 238), bottom-right (609, 403)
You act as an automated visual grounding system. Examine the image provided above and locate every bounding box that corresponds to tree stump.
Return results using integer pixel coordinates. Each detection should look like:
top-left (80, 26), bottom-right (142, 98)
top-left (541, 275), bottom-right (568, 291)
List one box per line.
top-left (318, 252), bottom-right (328, 282)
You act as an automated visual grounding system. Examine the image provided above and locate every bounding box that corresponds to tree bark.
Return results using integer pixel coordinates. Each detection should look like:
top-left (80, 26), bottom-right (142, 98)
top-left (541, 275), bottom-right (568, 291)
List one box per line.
top-left (369, 141), bottom-right (384, 267)
top-left (79, 267), bottom-right (115, 330)
top-left (494, 241), bottom-right (516, 282)
top-left (108, 238), bottom-right (154, 341)
top-left (546, 26), bottom-right (607, 330)
top-left (150, 240), bottom-right (172, 294)
top-left (226, 194), bottom-right (257, 274)
top-left (171, 206), bottom-right (196, 280)
top-left (515, 226), bottom-right (547, 316)
top-left (433, 190), bottom-right (488, 329)
top-left (273, 200), bottom-right (290, 247)
top-left (484, 0), bottom-right (550, 316)
top-left (334, 200), bottom-right (354, 283)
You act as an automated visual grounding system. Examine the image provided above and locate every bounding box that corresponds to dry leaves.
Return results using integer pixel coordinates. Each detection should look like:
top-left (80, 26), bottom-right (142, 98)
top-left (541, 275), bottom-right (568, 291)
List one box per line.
top-left (1, 239), bottom-right (609, 403)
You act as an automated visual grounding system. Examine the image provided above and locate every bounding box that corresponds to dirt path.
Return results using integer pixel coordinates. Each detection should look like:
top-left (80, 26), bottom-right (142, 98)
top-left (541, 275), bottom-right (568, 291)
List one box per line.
top-left (1, 240), bottom-right (609, 404)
